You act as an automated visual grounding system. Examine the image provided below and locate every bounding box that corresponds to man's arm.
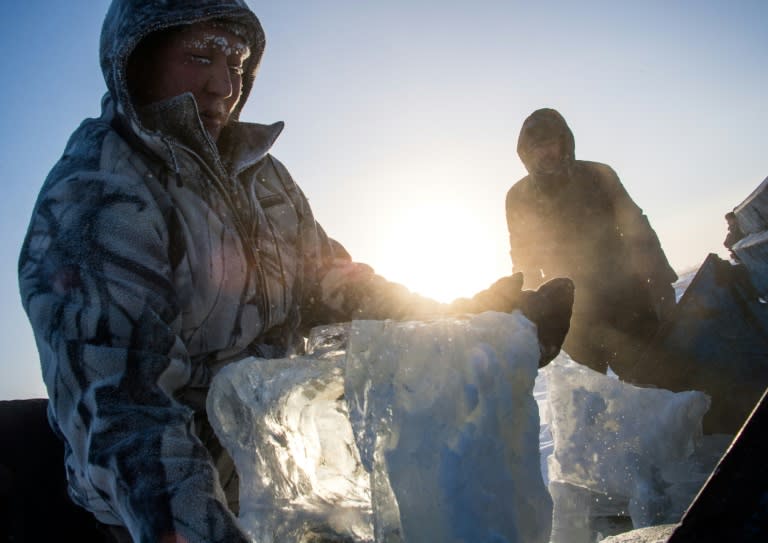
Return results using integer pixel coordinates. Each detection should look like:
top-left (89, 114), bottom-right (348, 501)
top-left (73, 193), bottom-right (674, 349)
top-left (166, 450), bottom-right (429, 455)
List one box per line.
top-left (594, 164), bottom-right (677, 285)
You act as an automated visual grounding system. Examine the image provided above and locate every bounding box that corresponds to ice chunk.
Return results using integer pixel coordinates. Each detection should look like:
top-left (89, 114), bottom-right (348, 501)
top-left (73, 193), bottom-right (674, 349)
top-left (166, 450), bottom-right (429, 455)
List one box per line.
top-left (543, 356), bottom-right (719, 541)
top-left (207, 352), bottom-right (372, 542)
top-left (207, 312), bottom-right (552, 543)
top-left (344, 312), bottom-right (551, 543)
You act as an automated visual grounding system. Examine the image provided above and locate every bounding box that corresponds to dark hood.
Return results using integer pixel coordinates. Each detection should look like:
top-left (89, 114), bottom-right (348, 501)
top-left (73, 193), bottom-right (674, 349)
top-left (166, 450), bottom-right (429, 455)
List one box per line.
top-left (100, 0), bottom-right (266, 130)
top-left (516, 108), bottom-right (576, 175)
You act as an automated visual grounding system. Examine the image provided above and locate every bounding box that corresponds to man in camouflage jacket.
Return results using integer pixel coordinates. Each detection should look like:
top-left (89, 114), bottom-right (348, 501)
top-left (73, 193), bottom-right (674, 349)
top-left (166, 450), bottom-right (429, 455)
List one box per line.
top-left (18, 2), bottom-right (572, 541)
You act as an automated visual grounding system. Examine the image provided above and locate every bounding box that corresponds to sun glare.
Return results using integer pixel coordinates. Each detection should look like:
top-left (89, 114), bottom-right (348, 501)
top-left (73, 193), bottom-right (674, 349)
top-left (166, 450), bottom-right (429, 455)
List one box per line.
top-left (370, 201), bottom-right (510, 304)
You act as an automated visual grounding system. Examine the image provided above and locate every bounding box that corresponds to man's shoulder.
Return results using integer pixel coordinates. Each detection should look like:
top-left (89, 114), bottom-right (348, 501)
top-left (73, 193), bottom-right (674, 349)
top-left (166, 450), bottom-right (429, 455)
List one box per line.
top-left (506, 174), bottom-right (534, 199)
top-left (573, 160), bottom-right (620, 182)
top-left (39, 120), bottom-right (106, 191)
top-left (505, 176), bottom-right (534, 216)
top-left (61, 118), bottom-right (115, 166)
top-left (41, 116), bottom-right (157, 201)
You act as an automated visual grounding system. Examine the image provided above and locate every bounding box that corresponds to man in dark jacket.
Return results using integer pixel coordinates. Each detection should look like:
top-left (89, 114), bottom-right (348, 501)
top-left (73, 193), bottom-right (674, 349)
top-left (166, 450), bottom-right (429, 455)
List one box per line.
top-left (18, 3), bottom-right (573, 542)
top-left (506, 108), bottom-right (677, 375)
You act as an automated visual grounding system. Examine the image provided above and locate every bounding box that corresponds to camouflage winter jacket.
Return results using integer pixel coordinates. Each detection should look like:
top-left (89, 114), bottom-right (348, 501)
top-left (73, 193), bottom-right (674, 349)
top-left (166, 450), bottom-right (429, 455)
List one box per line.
top-left (18, 1), bottom-right (470, 541)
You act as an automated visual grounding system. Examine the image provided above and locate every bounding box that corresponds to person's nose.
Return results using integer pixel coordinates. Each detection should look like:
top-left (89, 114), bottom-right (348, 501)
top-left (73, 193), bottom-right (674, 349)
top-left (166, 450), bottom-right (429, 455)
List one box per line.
top-left (206, 60), bottom-right (233, 98)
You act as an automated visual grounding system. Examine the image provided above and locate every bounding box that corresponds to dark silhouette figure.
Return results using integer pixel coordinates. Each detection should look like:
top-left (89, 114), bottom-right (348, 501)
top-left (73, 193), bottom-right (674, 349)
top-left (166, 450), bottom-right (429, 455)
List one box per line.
top-left (506, 108), bottom-right (678, 376)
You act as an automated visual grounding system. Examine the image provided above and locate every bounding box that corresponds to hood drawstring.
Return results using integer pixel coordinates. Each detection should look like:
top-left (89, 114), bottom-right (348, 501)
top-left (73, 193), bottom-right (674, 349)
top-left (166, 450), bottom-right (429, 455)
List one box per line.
top-left (164, 140), bottom-right (184, 188)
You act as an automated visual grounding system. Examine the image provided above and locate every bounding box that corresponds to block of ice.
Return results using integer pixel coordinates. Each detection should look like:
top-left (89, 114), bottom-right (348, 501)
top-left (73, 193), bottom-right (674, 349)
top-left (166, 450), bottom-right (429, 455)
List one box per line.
top-left (344, 312), bottom-right (552, 543)
top-left (207, 351), bottom-right (371, 542)
top-left (543, 355), bottom-right (716, 537)
top-left (207, 312), bottom-right (552, 543)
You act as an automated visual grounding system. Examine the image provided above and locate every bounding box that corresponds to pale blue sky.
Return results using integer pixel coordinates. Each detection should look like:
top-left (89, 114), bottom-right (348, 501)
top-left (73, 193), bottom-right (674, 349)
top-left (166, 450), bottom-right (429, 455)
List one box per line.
top-left (1, 1), bottom-right (766, 399)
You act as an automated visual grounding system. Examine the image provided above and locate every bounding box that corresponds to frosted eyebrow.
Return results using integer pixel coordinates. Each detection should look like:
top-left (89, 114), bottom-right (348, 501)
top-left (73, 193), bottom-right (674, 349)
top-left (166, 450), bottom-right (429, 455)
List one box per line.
top-left (182, 34), bottom-right (251, 59)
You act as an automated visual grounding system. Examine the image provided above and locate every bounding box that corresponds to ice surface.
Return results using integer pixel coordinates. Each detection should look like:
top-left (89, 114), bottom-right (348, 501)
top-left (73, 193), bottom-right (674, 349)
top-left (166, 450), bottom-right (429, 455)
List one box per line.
top-left (207, 311), bottom-right (552, 543)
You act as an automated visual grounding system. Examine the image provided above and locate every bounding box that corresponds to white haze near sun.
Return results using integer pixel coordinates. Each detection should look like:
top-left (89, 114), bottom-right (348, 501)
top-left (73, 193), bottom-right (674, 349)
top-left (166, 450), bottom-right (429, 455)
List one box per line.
top-left (0, 0), bottom-right (766, 399)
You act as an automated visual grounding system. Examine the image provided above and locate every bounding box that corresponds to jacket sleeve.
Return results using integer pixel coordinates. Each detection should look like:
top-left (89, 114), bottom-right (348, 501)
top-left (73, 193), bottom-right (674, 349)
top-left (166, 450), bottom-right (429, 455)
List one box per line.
top-left (18, 169), bottom-right (248, 543)
top-left (595, 164), bottom-right (678, 285)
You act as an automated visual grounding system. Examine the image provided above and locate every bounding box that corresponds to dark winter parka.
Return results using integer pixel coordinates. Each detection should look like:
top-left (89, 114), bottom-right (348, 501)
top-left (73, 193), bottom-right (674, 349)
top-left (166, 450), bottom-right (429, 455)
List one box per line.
top-left (506, 109), bottom-right (677, 363)
top-left (18, 1), bottom-right (532, 541)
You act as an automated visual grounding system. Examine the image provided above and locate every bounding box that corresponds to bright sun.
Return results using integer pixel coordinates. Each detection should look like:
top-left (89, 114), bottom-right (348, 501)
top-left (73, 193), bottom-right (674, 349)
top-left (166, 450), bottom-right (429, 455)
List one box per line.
top-left (368, 201), bottom-right (510, 304)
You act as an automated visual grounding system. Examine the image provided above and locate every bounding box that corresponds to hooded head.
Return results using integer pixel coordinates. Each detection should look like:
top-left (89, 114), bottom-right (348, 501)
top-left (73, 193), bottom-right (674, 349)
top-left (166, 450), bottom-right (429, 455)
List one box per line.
top-left (516, 108), bottom-right (575, 180)
top-left (100, 0), bottom-right (265, 138)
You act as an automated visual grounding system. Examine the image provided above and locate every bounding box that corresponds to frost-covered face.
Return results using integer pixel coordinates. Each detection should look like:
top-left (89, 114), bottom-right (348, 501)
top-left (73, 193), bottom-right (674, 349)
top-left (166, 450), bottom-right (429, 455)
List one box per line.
top-left (130, 22), bottom-right (251, 142)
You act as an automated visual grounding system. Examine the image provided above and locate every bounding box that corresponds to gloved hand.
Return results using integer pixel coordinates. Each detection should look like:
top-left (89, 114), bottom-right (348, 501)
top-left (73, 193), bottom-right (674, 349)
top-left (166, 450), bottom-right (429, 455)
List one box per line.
top-left (519, 277), bottom-right (574, 367)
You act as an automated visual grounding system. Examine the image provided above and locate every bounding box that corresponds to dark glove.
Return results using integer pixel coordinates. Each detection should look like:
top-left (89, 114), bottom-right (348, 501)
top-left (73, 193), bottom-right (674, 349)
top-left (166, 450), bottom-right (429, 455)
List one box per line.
top-left (519, 277), bottom-right (574, 367)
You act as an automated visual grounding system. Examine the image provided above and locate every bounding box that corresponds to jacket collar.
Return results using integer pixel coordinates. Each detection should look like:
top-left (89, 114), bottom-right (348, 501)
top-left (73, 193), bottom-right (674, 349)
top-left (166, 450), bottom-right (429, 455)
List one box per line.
top-left (126, 92), bottom-right (283, 176)
top-left (219, 118), bottom-right (284, 175)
